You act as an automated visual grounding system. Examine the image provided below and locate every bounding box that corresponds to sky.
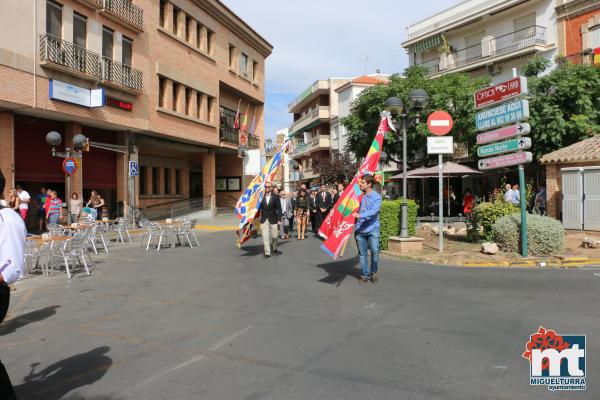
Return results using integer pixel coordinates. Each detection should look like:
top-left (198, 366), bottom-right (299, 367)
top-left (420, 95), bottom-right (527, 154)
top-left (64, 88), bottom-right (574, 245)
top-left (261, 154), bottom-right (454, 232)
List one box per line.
top-left (222, 0), bottom-right (462, 139)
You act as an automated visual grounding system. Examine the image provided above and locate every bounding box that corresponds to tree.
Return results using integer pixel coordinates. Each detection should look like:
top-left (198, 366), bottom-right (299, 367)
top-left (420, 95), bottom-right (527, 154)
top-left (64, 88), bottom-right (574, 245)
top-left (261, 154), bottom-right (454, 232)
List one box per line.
top-left (342, 67), bottom-right (489, 165)
top-left (524, 56), bottom-right (600, 159)
top-left (311, 150), bottom-right (359, 184)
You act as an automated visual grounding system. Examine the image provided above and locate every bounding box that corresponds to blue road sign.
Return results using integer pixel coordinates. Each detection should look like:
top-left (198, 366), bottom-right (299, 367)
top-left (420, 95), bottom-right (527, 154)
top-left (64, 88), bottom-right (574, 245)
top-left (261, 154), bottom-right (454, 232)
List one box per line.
top-left (476, 99), bottom-right (529, 131)
top-left (129, 161), bottom-right (139, 177)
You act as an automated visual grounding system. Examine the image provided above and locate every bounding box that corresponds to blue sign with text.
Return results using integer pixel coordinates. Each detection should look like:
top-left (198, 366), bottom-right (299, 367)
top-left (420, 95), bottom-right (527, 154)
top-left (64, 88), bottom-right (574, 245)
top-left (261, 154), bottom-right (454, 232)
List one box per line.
top-left (475, 99), bottom-right (529, 131)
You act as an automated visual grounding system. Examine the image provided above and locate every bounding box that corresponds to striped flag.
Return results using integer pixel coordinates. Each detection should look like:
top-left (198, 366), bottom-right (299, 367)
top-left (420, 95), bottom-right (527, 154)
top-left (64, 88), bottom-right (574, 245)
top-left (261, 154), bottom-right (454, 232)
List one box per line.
top-left (233, 99), bottom-right (241, 129)
top-left (240, 104), bottom-right (250, 132)
top-left (249, 115), bottom-right (256, 135)
top-left (318, 114), bottom-right (391, 259)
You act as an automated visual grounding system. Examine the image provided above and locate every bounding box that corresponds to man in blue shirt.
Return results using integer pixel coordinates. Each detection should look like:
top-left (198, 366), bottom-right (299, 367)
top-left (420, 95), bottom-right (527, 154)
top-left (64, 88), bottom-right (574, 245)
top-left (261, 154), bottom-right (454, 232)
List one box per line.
top-left (352, 174), bottom-right (382, 284)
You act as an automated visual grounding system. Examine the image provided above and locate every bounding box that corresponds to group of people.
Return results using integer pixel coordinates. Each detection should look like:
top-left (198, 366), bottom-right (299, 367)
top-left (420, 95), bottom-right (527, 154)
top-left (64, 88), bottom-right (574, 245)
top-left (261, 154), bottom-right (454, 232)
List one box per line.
top-left (503, 183), bottom-right (546, 214)
top-left (4, 185), bottom-right (106, 231)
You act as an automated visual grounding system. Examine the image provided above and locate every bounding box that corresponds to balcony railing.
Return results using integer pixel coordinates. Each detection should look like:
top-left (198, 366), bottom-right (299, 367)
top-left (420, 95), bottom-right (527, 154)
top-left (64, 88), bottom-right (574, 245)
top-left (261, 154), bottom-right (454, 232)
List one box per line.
top-left (558, 51), bottom-right (597, 67)
top-left (416, 58), bottom-right (440, 73)
top-left (40, 33), bottom-right (101, 78)
top-left (220, 126), bottom-right (260, 148)
top-left (101, 56), bottom-right (143, 92)
top-left (491, 25), bottom-right (546, 56)
top-left (102, 0), bottom-right (143, 32)
top-left (248, 135), bottom-right (260, 148)
top-left (75, 0), bottom-right (103, 8)
top-left (449, 43), bottom-right (483, 68)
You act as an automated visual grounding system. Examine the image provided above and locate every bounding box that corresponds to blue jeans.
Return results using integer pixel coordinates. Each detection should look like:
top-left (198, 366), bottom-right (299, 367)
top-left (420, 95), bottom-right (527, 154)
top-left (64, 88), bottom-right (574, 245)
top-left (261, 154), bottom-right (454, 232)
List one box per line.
top-left (355, 230), bottom-right (380, 278)
top-left (48, 213), bottom-right (60, 225)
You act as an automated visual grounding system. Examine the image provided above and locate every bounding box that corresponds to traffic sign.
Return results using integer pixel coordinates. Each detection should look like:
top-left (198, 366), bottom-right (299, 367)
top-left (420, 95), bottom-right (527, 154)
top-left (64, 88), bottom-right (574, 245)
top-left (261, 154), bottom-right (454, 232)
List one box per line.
top-left (427, 136), bottom-right (454, 154)
top-left (427, 111), bottom-right (453, 136)
top-left (62, 157), bottom-right (78, 176)
top-left (476, 123), bottom-right (530, 145)
top-left (478, 151), bottom-right (533, 170)
top-left (474, 76), bottom-right (528, 109)
top-left (477, 137), bottom-right (531, 158)
top-left (476, 99), bottom-right (529, 131)
top-left (128, 161), bottom-right (139, 177)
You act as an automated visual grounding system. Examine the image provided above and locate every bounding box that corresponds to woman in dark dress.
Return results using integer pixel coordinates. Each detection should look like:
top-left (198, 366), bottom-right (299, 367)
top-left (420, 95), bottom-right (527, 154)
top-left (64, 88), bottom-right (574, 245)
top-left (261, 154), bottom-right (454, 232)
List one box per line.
top-left (295, 190), bottom-right (309, 240)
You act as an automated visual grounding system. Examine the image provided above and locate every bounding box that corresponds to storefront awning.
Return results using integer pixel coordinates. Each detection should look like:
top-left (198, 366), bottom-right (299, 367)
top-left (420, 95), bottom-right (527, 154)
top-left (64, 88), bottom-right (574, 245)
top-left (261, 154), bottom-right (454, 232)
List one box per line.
top-left (408, 34), bottom-right (442, 53)
top-left (289, 119), bottom-right (322, 137)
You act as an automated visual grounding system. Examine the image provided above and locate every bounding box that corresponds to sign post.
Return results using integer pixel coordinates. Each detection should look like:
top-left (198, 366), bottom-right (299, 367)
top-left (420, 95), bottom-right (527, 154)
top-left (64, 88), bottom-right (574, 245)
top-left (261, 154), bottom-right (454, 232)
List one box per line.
top-left (475, 71), bottom-right (531, 257)
top-left (427, 111), bottom-right (454, 252)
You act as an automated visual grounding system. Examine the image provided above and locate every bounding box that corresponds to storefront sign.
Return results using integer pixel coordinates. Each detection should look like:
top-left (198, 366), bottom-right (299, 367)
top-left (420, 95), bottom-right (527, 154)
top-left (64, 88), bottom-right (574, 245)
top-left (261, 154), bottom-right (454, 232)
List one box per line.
top-left (427, 136), bottom-right (454, 154)
top-left (474, 76), bottom-right (528, 109)
top-left (478, 151), bottom-right (532, 170)
top-left (475, 99), bottom-right (529, 131)
top-left (476, 123), bottom-right (530, 145)
top-left (477, 137), bottom-right (531, 158)
top-left (106, 96), bottom-right (133, 111)
top-left (49, 79), bottom-right (104, 108)
top-left (62, 157), bottom-right (78, 176)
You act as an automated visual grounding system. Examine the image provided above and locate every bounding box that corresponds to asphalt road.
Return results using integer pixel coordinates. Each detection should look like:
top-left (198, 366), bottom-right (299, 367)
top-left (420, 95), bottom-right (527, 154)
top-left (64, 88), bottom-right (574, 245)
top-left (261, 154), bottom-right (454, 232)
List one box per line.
top-left (1, 229), bottom-right (599, 400)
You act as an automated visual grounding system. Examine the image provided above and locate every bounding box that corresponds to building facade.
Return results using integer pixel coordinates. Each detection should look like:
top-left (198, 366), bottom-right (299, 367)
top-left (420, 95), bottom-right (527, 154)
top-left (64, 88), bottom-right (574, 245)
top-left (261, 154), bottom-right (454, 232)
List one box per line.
top-left (0, 0), bottom-right (271, 226)
top-left (556, 0), bottom-right (600, 64)
top-left (402, 0), bottom-right (558, 83)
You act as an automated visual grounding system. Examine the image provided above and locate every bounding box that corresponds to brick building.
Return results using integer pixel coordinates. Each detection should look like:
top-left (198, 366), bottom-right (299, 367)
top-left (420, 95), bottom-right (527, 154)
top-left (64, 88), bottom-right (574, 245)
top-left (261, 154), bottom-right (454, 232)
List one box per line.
top-left (0, 0), bottom-right (271, 226)
top-left (556, 0), bottom-right (600, 64)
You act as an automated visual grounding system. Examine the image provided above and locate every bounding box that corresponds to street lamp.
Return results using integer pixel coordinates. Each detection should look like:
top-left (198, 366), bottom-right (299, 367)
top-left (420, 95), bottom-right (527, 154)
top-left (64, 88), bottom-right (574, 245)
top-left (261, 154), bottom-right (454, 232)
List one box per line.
top-left (385, 89), bottom-right (429, 238)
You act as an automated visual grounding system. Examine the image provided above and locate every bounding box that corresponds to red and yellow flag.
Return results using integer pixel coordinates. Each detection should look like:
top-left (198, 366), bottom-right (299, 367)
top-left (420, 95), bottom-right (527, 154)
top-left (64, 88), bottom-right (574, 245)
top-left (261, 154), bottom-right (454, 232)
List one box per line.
top-left (318, 114), bottom-right (391, 259)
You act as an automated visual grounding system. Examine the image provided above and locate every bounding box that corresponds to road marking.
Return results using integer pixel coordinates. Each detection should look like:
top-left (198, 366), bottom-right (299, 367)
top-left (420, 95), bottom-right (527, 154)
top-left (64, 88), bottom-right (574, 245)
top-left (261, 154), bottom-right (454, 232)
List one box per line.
top-left (209, 325), bottom-right (254, 351)
top-left (492, 365), bottom-right (508, 369)
top-left (363, 303), bottom-right (376, 310)
top-left (593, 273), bottom-right (600, 278)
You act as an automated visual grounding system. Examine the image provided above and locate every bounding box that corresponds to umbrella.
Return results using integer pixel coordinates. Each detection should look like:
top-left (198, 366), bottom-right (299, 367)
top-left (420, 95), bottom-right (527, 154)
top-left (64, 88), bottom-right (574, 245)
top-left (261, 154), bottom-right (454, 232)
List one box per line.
top-left (389, 167), bottom-right (431, 180)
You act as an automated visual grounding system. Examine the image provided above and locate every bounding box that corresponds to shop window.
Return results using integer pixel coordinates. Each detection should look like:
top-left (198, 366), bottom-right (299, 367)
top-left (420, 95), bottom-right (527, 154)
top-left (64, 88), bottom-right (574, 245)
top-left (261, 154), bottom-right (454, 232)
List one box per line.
top-left (152, 167), bottom-right (159, 195)
top-left (158, 77), bottom-right (167, 108)
top-left (164, 168), bottom-right (171, 194)
top-left (46, 0), bottom-right (62, 38)
top-left (139, 166), bottom-right (147, 194)
top-left (175, 169), bottom-right (181, 194)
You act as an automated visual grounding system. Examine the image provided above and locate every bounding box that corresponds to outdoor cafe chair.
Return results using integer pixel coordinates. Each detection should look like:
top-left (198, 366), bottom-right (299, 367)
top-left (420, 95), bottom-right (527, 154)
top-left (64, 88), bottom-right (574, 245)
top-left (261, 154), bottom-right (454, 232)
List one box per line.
top-left (47, 223), bottom-right (66, 236)
top-left (58, 234), bottom-right (92, 279)
top-left (114, 217), bottom-right (132, 243)
top-left (25, 237), bottom-right (44, 275)
top-left (174, 219), bottom-right (199, 248)
top-left (142, 223), bottom-right (168, 252)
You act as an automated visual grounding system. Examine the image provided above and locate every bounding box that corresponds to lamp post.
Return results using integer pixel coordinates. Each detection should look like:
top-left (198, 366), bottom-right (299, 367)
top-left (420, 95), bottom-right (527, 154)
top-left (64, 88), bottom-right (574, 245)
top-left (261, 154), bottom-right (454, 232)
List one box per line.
top-left (379, 151), bottom-right (387, 198)
top-left (385, 89), bottom-right (429, 238)
top-left (45, 131), bottom-right (87, 218)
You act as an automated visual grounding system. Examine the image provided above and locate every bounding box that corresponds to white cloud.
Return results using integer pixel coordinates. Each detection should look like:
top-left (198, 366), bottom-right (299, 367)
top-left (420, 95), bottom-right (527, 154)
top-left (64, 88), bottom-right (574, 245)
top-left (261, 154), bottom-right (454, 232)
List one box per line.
top-left (222, 0), bottom-right (462, 138)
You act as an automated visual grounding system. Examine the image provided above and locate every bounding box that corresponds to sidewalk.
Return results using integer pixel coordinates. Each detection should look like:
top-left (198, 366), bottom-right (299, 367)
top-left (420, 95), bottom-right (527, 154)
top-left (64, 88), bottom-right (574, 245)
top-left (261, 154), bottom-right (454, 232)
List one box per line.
top-left (192, 214), bottom-right (238, 231)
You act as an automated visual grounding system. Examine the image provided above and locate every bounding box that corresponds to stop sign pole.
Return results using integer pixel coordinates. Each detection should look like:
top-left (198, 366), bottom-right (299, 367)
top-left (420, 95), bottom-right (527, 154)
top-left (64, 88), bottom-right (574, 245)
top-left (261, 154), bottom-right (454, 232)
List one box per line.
top-left (427, 111), bottom-right (454, 252)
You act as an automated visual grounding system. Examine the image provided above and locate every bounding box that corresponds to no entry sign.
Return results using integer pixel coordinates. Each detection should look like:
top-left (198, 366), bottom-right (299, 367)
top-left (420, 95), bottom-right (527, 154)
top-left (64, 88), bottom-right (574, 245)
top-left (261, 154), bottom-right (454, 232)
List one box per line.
top-left (427, 111), bottom-right (453, 136)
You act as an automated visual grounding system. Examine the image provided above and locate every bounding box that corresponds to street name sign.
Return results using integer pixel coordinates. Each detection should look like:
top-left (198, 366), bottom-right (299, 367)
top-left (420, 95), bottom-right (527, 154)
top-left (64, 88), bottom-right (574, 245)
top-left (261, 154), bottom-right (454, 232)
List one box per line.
top-left (476, 123), bottom-right (530, 145)
top-left (475, 99), bottom-right (529, 131)
top-left (427, 136), bottom-right (454, 154)
top-left (478, 151), bottom-right (533, 170)
top-left (427, 111), bottom-right (453, 136)
top-left (474, 76), bottom-right (528, 109)
top-left (477, 137), bottom-right (531, 158)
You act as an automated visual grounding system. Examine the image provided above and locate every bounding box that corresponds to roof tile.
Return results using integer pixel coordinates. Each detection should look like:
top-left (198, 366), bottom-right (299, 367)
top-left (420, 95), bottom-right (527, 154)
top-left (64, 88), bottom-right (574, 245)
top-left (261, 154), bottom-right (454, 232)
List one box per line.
top-left (540, 135), bottom-right (600, 164)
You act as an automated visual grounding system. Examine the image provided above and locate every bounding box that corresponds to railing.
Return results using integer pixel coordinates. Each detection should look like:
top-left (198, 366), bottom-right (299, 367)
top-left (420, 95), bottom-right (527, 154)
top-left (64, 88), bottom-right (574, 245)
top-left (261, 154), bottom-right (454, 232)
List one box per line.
top-left (141, 196), bottom-right (211, 221)
top-left (248, 135), bottom-right (260, 148)
top-left (220, 126), bottom-right (239, 145)
top-left (491, 25), bottom-right (546, 56)
top-left (40, 34), bottom-right (101, 78)
top-left (557, 51), bottom-right (595, 67)
top-left (101, 56), bottom-right (143, 91)
top-left (416, 57), bottom-right (440, 73)
top-left (78, 0), bottom-right (103, 7)
top-left (102, 0), bottom-right (143, 31)
top-left (449, 43), bottom-right (483, 68)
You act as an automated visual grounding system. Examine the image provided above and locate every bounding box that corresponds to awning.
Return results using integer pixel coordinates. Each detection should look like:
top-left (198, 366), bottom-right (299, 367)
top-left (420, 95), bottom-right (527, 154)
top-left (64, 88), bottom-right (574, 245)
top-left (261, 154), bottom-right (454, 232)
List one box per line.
top-left (289, 119), bottom-right (322, 137)
top-left (408, 34), bottom-right (442, 53)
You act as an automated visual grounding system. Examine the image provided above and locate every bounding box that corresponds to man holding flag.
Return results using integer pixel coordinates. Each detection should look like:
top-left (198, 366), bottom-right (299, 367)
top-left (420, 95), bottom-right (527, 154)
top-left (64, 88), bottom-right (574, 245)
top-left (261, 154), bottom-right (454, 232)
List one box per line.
top-left (352, 174), bottom-right (382, 284)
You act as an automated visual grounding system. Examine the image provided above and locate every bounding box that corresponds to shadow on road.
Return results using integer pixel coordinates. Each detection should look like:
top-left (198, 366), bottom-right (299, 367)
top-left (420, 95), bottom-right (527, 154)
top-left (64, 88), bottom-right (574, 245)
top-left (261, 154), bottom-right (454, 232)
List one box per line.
top-left (316, 256), bottom-right (360, 286)
top-left (239, 240), bottom-right (291, 257)
top-left (0, 305), bottom-right (60, 336)
top-left (14, 346), bottom-right (113, 400)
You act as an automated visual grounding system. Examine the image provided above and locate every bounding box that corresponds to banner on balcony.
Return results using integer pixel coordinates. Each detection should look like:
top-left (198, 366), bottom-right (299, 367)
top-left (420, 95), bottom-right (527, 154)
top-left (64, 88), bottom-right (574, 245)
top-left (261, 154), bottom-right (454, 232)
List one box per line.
top-left (49, 79), bottom-right (104, 108)
top-left (318, 113), bottom-right (392, 259)
top-left (235, 141), bottom-right (291, 247)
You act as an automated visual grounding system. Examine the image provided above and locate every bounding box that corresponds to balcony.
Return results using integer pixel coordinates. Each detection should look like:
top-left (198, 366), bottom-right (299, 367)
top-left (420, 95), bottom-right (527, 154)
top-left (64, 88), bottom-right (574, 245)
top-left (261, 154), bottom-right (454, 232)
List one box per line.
top-left (40, 34), bottom-right (101, 80)
top-left (289, 106), bottom-right (330, 136)
top-left (421, 26), bottom-right (548, 76)
top-left (74, 0), bottom-right (103, 9)
top-left (288, 80), bottom-right (330, 112)
top-left (100, 0), bottom-right (144, 33)
top-left (101, 57), bottom-right (143, 92)
top-left (557, 50), bottom-right (599, 67)
top-left (291, 135), bottom-right (330, 158)
top-left (220, 126), bottom-right (260, 148)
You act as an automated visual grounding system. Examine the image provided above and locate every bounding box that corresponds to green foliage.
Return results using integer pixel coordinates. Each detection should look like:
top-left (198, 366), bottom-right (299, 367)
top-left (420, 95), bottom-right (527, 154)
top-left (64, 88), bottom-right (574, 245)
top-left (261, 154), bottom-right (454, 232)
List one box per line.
top-left (525, 56), bottom-right (600, 159)
top-left (342, 68), bottom-right (489, 164)
top-left (468, 201), bottom-right (518, 241)
top-left (492, 213), bottom-right (565, 256)
top-left (379, 199), bottom-right (418, 250)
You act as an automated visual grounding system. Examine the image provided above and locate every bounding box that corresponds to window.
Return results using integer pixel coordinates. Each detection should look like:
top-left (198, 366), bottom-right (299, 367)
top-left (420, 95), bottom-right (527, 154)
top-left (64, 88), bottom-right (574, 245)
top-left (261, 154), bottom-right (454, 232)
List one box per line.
top-left (252, 60), bottom-right (258, 82)
top-left (185, 88), bottom-right (193, 115)
top-left (196, 92), bottom-right (202, 119)
top-left (590, 26), bottom-right (600, 49)
top-left (239, 52), bottom-right (248, 77)
top-left (152, 167), bottom-right (159, 195)
top-left (46, 0), bottom-right (62, 37)
top-left (185, 15), bottom-right (192, 42)
top-left (158, 77), bottom-right (167, 107)
top-left (139, 166), bottom-right (147, 194)
top-left (175, 169), bottom-right (181, 194)
top-left (122, 36), bottom-right (132, 66)
top-left (159, 0), bottom-right (166, 27)
top-left (220, 106), bottom-right (237, 129)
top-left (196, 22), bottom-right (202, 49)
top-left (172, 82), bottom-right (179, 112)
top-left (514, 13), bottom-right (536, 39)
top-left (206, 97), bottom-right (212, 122)
top-left (229, 44), bottom-right (235, 68)
top-left (207, 29), bottom-right (214, 54)
top-left (164, 168), bottom-right (171, 194)
top-left (102, 26), bottom-right (114, 59)
top-left (172, 7), bottom-right (179, 35)
top-left (73, 13), bottom-right (86, 48)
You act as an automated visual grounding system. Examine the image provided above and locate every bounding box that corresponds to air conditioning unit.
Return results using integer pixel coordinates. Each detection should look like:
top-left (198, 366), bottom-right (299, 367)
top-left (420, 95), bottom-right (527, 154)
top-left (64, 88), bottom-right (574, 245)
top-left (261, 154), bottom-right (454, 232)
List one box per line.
top-left (486, 63), bottom-right (502, 75)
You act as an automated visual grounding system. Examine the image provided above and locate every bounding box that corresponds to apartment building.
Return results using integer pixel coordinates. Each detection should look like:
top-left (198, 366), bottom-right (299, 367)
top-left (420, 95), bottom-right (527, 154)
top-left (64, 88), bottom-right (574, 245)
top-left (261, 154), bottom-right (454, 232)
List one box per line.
top-left (556, 0), bottom-right (600, 64)
top-left (0, 0), bottom-right (271, 225)
top-left (402, 0), bottom-right (557, 83)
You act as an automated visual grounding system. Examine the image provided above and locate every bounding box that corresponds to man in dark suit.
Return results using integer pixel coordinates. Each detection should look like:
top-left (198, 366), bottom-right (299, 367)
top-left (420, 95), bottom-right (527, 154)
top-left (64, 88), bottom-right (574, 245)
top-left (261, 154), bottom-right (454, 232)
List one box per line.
top-left (309, 190), bottom-right (317, 233)
top-left (260, 182), bottom-right (281, 258)
top-left (315, 184), bottom-right (332, 232)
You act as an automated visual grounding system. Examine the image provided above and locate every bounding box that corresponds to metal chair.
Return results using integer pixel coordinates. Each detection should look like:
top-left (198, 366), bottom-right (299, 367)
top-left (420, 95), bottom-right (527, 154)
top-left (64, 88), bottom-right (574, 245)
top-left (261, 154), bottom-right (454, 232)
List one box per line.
top-left (174, 219), bottom-right (199, 247)
top-left (59, 234), bottom-right (92, 279)
top-left (114, 217), bottom-right (132, 243)
top-left (142, 223), bottom-right (167, 251)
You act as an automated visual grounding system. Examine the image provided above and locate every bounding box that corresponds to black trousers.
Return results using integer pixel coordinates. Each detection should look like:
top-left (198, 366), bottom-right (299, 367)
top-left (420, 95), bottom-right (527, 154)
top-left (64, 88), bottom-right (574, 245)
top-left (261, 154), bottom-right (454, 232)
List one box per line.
top-left (0, 283), bottom-right (17, 400)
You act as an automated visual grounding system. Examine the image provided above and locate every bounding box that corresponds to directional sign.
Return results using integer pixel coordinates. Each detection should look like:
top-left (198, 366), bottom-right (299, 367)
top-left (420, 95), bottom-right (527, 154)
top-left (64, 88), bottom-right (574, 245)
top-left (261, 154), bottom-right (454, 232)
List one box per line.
top-left (128, 161), bottom-right (139, 177)
top-left (476, 123), bottom-right (530, 145)
top-left (427, 136), bottom-right (454, 154)
top-left (477, 137), bottom-right (531, 158)
top-left (476, 99), bottom-right (529, 131)
top-left (427, 111), bottom-right (453, 136)
top-left (478, 151), bottom-right (533, 170)
top-left (474, 76), bottom-right (528, 109)
top-left (62, 157), bottom-right (78, 176)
